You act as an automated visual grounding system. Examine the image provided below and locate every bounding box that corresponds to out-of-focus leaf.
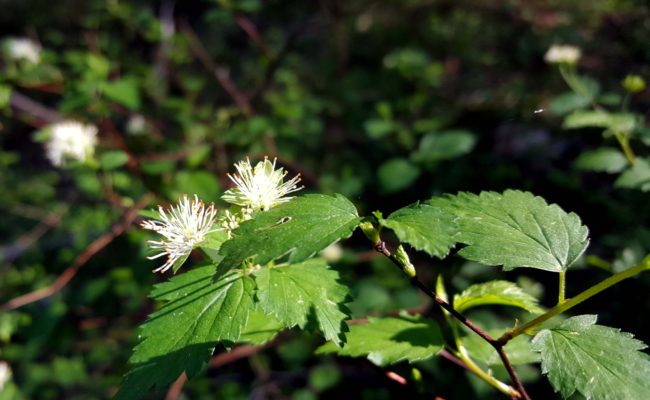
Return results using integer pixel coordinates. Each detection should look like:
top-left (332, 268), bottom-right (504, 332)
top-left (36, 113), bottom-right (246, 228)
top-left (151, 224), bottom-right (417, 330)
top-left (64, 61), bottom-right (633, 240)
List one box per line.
top-left (575, 148), bottom-right (628, 173)
top-left (100, 150), bottom-right (129, 170)
top-left (615, 158), bottom-right (650, 191)
top-left (170, 170), bottom-right (220, 201)
top-left (377, 158), bottom-right (420, 193)
top-left (462, 330), bottom-right (539, 366)
top-left (100, 76), bottom-right (141, 110)
top-left (563, 110), bottom-right (636, 133)
top-left (412, 130), bottom-right (476, 163)
top-left (549, 92), bottom-right (593, 116)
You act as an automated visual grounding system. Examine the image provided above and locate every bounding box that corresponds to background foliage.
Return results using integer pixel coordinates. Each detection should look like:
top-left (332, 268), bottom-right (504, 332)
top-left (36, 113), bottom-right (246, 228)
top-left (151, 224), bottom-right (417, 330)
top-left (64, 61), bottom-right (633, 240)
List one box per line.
top-left (1, 0), bottom-right (649, 398)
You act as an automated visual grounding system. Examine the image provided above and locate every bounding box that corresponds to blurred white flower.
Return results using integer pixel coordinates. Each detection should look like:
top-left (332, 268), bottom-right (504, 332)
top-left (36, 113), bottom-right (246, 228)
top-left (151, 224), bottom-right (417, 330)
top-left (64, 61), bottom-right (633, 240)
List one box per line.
top-left (321, 243), bottom-right (343, 263)
top-left (126, 114), bottom-right (147, 136)
top-left (544, 44), bottom-right (581, 65)
top-left (44, 121), bottom-right (98, 167)
top-left (141, 195), bottom-right (219, 273)
top-left (0, 361), bottom-right (11, 391)
top-left (4, 37), bottom-right (41, 64)
top-left (222, 157), bottom-right (302, 211)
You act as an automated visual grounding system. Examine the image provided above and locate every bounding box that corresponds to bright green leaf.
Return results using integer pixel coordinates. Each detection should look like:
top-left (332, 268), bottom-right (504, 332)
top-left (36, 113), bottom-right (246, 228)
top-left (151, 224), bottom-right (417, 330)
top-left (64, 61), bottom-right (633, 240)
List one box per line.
top-left (199, 230), bottom-right (229, 266)
top-left (217, 194), bottom-right (360, 275)
top-left (429, 190), bottom-right (589, 272)
top-left (380, 203), bottom-right (457, 258)
top-left (99, 150), bottom-right (129, 170)
top-left (531, 315), bottom-right (650, 400)
top-left (615, 158), bottom-right (650, 191)
top-left (238, 309), bottom-right (284, 345)
top-left (100, 76), bottom-right (141, 110)
top-left (453, 280), bottom-right (543, 314)
top-left (316, 315), bottom-right (444, 366)
top-left (575, 148), bottom-right (628, 173)
top-left (116, 267), bottom-right (255, 399)
top-left (254, 259), bottom-right (350, 346)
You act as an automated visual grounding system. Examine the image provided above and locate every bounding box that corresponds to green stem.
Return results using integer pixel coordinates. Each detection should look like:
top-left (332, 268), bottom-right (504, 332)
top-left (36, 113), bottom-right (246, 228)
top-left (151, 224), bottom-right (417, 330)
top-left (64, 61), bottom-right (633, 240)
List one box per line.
top-left (559, 64), bottom-right (588, 96)
top-left (614, 131), bottom-right (636, 165)
top-left (449, 321), bottom-right (517, 398)
top-left (558, 271), bottom-right (566, 304)
top-left (500, 255), bottom-right (650, 342)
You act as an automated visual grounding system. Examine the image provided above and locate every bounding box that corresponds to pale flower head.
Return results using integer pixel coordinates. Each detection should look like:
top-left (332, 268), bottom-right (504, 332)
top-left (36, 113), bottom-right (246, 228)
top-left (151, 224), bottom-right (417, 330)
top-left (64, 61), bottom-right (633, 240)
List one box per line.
top-left (141, 195), bottom-right (219, 273)
top-left (44, 121), bottom-right (98, 167)
top-left (0, 361), bottom-right (11, 391)
top-left (222, 157), bottom-right (303, 211)
top-left (544, 44), bottom-right (581, 65)
top-left (4, 37), bottom-right (41, 64)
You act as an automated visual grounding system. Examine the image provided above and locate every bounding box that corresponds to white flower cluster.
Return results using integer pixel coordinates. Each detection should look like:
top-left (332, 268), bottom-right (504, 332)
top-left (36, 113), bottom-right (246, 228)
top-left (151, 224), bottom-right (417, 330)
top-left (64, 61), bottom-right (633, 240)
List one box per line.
top-left (44, 121), bottom-right (98, 167)
top-left (544, 44), bottom-right (581, 65)
top-left (222, 157), bottom-right (302, 212)
top-left (141, 157), bottom-right (303, 273)
top-left (141, 195), bottom-right (218, 273)
top-left (4, 37), bottom-right (41, 64)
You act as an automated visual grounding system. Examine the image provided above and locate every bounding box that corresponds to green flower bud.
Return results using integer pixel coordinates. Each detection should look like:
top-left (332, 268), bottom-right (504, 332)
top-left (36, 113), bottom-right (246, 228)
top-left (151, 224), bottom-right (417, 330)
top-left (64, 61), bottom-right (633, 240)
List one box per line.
top-left (394, 245), bottom-right (416, 278)
top-left (622, 75), bottom-right (646, 94)
top-left (359, 221), bottom-right (380, 244)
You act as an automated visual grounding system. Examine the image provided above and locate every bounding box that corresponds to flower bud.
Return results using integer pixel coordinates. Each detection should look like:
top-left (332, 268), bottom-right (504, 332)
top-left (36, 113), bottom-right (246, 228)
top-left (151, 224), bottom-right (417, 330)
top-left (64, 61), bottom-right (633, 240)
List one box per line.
top-left (622, 74), bottom-right (646, 94)
top-left (394, 245), bottom-right (416, 278)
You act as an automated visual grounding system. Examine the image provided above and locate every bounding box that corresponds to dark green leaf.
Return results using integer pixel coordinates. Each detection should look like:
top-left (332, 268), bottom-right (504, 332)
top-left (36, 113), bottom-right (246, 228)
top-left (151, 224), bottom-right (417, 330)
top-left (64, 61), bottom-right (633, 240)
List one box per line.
top-left (453, 280), bottom-right (543, 314)
top-left (531, 315), bottom-right (650, 400)
top-left (380, 203), bottom-right (457, 258)
top-left (217, 194), bottom-right (360, 275)
top-left (316, 315), bottom-right (444, 366)
top-left (575, 148), bottom-right (628, 173)
top-left (116, 267), bottom-right (255, 399)
top-left (238, 309), bottom-right (284, 345)
top-left (254, 259), bottom-right (350, 346)
top-left (429, 190), bottom-right (589, 272)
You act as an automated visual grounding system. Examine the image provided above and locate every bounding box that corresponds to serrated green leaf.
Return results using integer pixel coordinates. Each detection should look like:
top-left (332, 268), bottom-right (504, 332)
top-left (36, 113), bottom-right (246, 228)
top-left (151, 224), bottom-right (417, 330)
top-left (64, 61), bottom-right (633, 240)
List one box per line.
top-left (199, 230), bottom-right (229, 265)
top-left (531, 315), bottom-right (650, 400)
top-left (238, 309), bottom-right (284, 345)
top-left (316, 315), bottom-right (444, 366)
top-left (453, 280), bottom-right (543, 314)
top-left (217, 194), bottom-right (360, 275)
top-left (615, 158), bottom-right (650, 191)
top-left (461, 330), bottom-right (539, 366)
top-left (380, 203), bottom-right (457, 258)
top-left (254, 259), bottom-right (350, 346)
top-left (428, 190), bottom-right (589, 272)
top-left (563, 110), bottom-right (636, 133)
top-left (116, 267), bottom-right (255, 399)
top-left (575, 148), bottom-right (628, 173)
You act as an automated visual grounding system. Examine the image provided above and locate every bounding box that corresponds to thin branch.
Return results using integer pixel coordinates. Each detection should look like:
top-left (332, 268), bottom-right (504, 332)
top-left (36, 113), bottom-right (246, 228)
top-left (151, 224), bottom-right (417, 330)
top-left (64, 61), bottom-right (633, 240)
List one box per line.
top-left (235, 15), bottom-right (272, 58)
top-left (165, 343), bottom-right (275, 400)
top-left (9, 90), bottom-right (62, 127)
top-left (0, 194), bottom-right (153, 312)
top-left (1, 209), bottom-right (64, 263)
top-left (374, 240), bottom-right (531, 400)
top-left (179, 21), bottom-right (254, 117)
